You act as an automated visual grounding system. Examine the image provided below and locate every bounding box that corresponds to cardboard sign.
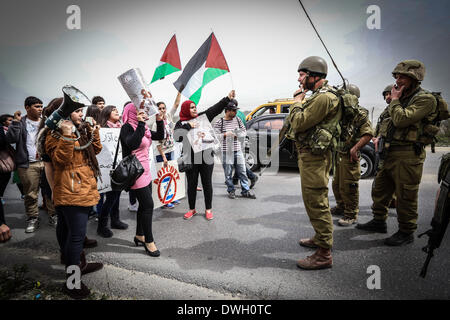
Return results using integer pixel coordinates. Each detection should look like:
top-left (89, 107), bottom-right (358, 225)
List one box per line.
top-left (152, 160), bottom-right (186, 209)
top-left (97, 128), bottom-right (121, 193)
top-left (118, 68), bottom-right (158, 118)
top-left (182, 114), bottom-right (220, 154)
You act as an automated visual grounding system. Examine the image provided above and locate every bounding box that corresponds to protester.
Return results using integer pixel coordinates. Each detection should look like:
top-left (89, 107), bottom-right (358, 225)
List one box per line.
top-left (232, 109), bottom-right (258, 188)
top-left (175, 90), bottom-right (235, 221)
top-left (96, 105), bottom-right (128, 238)
top-left (120, 103), bottom-right (164, 257)
top-left (214, 99), bottom-right (256, 199)
top-left (0, 114), bottom-right (14, 242)
top-left (6, 97), bottom-right (57, 232)
top-left (92, 96), bottom-right (106, 110)
top-left (0, 114), bottom-right (14, 205)
top-left (45, 107), bottom-right (103, 299)
top-left (153, 92), bottom-right (182, 208)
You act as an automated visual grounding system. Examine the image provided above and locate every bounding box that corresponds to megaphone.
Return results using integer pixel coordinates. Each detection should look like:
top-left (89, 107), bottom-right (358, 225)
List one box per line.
top-left (45, 85), bottom-right (91, 130)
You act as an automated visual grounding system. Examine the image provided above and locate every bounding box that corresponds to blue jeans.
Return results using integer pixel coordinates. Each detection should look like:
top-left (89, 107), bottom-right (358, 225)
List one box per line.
top-left (156, 151), bottom-right (173, 163)
top-left (222, 150), bottom-right (250, 194)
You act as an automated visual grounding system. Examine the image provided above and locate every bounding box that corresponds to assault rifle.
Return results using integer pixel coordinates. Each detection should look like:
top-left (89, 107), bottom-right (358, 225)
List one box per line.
top-left (418, 162), bottom-right (450, 278)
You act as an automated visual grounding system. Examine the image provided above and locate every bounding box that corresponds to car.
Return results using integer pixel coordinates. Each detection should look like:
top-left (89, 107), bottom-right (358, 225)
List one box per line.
top-left (245, 98), bottom-right (295, 122)
top-left (244, 114), bottom-right (377, 179)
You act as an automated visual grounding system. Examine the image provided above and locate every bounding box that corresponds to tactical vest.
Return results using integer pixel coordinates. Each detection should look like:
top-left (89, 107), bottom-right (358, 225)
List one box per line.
top-left (378, 88), bottom-right (438, 146)
top-left (375, 106), bottom-right (390, 137)
top-left (286, 85), bottom-right (342, 155)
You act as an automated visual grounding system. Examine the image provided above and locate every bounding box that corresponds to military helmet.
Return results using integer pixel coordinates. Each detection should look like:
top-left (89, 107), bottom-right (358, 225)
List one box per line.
top-left (382, 84), bottom-right (393, 97)
top-left (298, 56), bottom-right (328, 76)
top-left (347, 84), bottom-right (360, 98)
top-left (392, 60), bottom-right (425, 81)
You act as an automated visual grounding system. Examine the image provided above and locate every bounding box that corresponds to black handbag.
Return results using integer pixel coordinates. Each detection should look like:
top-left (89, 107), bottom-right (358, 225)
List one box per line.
top-left (177, 151), bottom-right (193, 173)
top-left (110, 136), bottom-right (144, 191)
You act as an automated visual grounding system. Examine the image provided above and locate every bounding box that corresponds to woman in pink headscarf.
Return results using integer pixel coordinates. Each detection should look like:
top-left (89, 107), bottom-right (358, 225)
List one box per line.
top-left (120, 103), bottom-right (164, 257)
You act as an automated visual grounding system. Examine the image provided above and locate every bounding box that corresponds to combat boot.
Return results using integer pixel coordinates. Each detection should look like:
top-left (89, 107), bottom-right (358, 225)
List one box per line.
top-left (356, 219), bottom-right (387, 233)
top-left (384, 231), bottom-right (414, 246)
top-left (297, 247), bottom-right (332, 270)
top-left (330, 206), bottom-right (344, 216)
top-left (298, 238), bottom-right (318, 249)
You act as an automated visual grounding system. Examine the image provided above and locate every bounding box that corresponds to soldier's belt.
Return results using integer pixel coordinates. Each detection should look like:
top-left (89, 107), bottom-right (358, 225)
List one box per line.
top-left (389, 145), bottom-right (415, 152)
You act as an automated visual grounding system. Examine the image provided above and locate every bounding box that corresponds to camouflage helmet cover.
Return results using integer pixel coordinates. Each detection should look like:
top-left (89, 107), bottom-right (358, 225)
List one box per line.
top-left (298, 56), bottom-right (328, 76)
top-left (347, 84), bottom-right (360, 98)
top-left (382, 84), bottom-right (394, 97)
top-left (392, 60), bottom-right (425, 81)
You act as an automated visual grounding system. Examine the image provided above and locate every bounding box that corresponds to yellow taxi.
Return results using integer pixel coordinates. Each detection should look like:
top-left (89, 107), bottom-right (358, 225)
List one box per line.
top-left (245, 98), bottom-right (295, 122)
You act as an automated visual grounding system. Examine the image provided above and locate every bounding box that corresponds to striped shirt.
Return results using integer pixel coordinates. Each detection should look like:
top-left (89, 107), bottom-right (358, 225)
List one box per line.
top-left (213, 117), bottom-right (246, 152)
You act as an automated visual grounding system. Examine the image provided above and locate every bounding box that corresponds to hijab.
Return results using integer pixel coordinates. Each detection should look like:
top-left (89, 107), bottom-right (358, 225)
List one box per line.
top-left (179, 100), bottom-right (196, 121)
top-left (122, 103), bottom-right (151, 138)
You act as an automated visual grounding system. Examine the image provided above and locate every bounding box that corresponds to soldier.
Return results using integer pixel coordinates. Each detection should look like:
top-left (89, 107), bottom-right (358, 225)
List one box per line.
top-left (331, 84), bottom-right (374, 226)
top-left (356, 60), bottom-right (437, 246)
top-left (286, 56), bottom-right (341, 269)
top-left (373, 85), bottom-right (397, 208)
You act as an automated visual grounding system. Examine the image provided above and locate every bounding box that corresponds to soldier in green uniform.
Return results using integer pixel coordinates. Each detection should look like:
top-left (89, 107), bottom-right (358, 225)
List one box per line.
top-left (286, 56), bottom-right (341, 269)
top-left (373, 85), bottom-right (397, 208)
top-left (331, 84), bottom-right (374, 226)
top-left (356, 60), bottom-right (437, 246)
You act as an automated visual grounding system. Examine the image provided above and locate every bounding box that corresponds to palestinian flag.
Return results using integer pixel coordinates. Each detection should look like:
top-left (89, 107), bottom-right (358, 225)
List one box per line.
top-left (151, 34), bottom-right (182, 84)
top-left (173, 33), bottom-right (229, 104)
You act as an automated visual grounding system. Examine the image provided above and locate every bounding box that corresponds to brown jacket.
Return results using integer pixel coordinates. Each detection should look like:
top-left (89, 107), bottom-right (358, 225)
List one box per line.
top-left (45, 128), bottom-right (102, 207)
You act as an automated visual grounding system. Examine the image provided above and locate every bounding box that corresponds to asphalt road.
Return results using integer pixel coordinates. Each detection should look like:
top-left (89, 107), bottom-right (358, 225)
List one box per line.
top-left (1, 147), bottom-right (449, 300)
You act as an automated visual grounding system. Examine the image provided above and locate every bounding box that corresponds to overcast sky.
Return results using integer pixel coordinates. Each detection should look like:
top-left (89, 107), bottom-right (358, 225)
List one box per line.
top-left (1, 0), bottom-right (449, 120)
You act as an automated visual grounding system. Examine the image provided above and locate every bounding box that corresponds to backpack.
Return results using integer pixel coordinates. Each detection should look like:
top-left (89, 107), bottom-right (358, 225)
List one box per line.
top-left (419, 91), bottom-right (449, 152)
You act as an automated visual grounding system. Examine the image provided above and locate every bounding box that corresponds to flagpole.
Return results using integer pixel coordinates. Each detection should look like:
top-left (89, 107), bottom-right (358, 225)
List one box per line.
top-left (210, 28), bottom-right (234, 91)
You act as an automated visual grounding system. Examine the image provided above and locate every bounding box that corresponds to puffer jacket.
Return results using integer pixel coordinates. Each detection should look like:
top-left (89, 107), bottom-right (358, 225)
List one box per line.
top-left (45, 127), bottom-right (102, 207)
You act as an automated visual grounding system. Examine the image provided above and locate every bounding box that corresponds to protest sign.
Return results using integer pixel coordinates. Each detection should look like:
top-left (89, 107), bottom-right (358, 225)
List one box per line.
top-left (152, 160), bottom-right (186, 209)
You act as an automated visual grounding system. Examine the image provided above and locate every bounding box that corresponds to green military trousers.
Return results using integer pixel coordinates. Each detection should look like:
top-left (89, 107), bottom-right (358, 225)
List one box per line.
top-left (371, 148), bottom-right (426, 234)
top-left (297, 147), bottom-right (333, 249)
top-left (332, 152), bottom-right (360, 219)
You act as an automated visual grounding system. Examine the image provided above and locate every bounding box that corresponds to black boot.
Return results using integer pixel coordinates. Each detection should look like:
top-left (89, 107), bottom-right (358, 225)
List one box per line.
top-left (356, 218), bottom-right (387, 233)
top-left (384, 231), bottom-right (414, 246)
top-left (97, 214), bottom-right (113, 238)
top-left (110, 209), bottom-right (128, 230)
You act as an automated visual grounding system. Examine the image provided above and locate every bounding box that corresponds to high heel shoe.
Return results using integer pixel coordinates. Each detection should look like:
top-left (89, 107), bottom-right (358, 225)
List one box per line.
top-left (133, 236), bottom-right (145, 247)
top-left (144, 243), bottom-right (160, 257)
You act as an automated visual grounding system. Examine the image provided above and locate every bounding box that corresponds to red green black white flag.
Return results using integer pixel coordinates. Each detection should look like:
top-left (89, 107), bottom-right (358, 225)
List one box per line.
top-left (173, 32), bottom-right (230, 104)
top-left (151, 34), bottom-right (182, 84)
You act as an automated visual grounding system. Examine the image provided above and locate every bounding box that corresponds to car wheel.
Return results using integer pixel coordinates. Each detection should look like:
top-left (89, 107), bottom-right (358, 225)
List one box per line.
top-left (360, 153), bottom-right (373, 179)
top-left (245, 149), bottom-right (259, 171)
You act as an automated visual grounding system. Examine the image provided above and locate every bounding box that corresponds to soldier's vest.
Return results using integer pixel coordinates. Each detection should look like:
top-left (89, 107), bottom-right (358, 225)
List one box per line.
top-left (286, 85), bottom-right (342, 155)
top-left (378, 88), bottom-right (440, 146)
top-left (375, 106), bottom-right (390, 137)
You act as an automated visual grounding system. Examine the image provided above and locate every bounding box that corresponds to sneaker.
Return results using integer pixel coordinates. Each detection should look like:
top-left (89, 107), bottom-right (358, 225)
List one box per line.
top-left (97, 226), bottom-right (113, 238)
top-left (25, 218), bottom-right (39, 233)
top-left (128, 203), bottom-right (138, 212)
top-left (356, 219), bottom-right (387, 233)
top-left (330, 206), bottom-right (344, 216)
top-left (250, 176), bottom-right (259, 189)
top-left (241, 191), bottom-right (256, 199)
top-left (384, 231), bottom-right (414, 246)
top-left (205, 210), bottom-right (214, 221)
top-left (172, 200), bottom-right (180, 206)
top-left (338, 217), bottom-right (357, 227)
top-left (163, 203), bottom-right (175, 209)
top-left (48, 215), bottom-right (58, 227)
top-left (183, 210), bottom-right (197, 220)
top-left (228, 191), bottom-right (236, 199)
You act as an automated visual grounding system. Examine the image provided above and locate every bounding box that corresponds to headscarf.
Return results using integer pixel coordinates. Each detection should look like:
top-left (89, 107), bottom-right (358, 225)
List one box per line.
top-left (179, 100), bottom-right (196, 121)
top-left (106, 120), bottom-right (122, 128)
top-left (122, 103), bottom-right (151, 138)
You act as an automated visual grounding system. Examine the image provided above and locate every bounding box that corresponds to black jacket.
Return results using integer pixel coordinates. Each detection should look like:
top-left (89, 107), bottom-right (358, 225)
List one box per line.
top-left (120, 120), bottom-right (165, 158)
top-left (174, 96), bottom-right (230, 162)
top-left (4, 116), bottom-right (36, 168)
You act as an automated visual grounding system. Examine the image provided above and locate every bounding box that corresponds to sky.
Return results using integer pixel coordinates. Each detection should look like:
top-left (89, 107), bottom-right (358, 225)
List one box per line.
top-left (1, 0), bottom-right (449, 122)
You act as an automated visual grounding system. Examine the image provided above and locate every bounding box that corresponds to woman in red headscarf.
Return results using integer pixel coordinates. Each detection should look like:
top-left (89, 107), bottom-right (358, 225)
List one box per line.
top-left (174, 90), bottom-right (235, 221)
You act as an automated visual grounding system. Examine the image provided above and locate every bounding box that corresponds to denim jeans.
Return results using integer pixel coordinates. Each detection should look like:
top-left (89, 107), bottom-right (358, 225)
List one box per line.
top-left (222, 150), bottom-right (250, 194)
